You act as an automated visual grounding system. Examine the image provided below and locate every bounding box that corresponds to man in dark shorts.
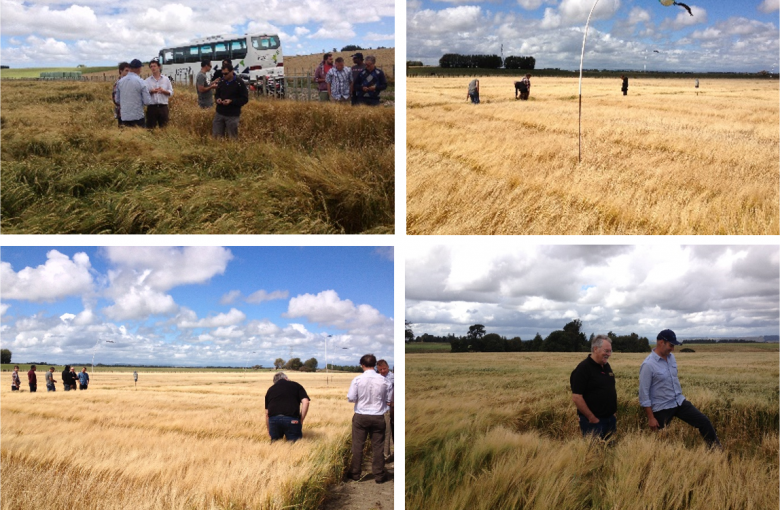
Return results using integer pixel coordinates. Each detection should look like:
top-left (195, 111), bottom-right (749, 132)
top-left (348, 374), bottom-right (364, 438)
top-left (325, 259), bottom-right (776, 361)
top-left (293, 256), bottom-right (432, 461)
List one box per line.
top-left (570, 335), bottom-right (617, 440)
top-left (264, 372), bottom-right (310, 442)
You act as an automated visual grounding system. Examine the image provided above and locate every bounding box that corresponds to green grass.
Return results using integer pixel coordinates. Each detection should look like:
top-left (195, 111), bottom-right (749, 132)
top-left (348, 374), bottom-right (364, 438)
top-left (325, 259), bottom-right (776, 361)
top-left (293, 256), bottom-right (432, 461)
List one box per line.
top-left (0, 66), bottom-right (117, 78)
top-left (406, 342), bottom-right (451, 353)
top-left (1, 80), bottom-right (394, 234)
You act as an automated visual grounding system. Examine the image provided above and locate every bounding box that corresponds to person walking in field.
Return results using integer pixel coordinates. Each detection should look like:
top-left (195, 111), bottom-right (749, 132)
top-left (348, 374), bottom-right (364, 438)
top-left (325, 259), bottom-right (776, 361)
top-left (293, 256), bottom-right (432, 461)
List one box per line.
top-left (350, 53), bottom-right (366, 105)
top-left (196, 60), bottom-right (218, 109)
top-left (11, 365), bottom-right (21, 391)
top-left (62, 365), bottom-right (74, 391)
top-left (314, 52), bottom-right (334, 102)
top-left (621, 75), bottom-right (629, 96)
top-left (377, 359), bottom-right (394, 458)
top-left (347, 354), bottom-right (390, 483)
top-left (115, 59), bottom-right (152, 128)
top-left (326, 57), bottom-right (353, 103)
top-left (518, 74), bottom-right (532, 100)
top-left (27, 365), bottom-right (37, 393)
top-left (639, 329), bottom-right (721, 449)
top-left (264, 372), bottom-right (310, 442)
top-left (112, 62), bottom-right (130, 126)
top-left (570, 335), bottom-right (617, 440)
top-left (212, 62), bottom-right (248, 139)
top-left (354, 56), bottom-right (387, 107)
top-left (45, 367), bottom-right (58, 392)
top-left (145, 58), bottom-right (174, 129)
top-left (78, 367), bottom-right (90, 390)
top-left (466, 79), bottom-right (479, 104)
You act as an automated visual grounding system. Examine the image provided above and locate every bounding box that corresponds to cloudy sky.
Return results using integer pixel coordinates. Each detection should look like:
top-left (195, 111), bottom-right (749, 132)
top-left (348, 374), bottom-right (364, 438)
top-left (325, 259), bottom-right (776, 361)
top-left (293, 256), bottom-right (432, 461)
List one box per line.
top-left (408, 0), bottom-right (779, 72)
top-left (1, 0), bottom-right (394, 67)
top-left (1, 246), bottom-right (394, 367)
top-left (406, 245), bottom-right (780, 341)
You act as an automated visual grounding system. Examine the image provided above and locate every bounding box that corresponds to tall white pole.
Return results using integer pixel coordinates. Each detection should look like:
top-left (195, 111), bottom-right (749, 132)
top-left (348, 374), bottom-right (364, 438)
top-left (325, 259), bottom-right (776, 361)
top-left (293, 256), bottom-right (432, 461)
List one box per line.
top-left (578, 0), bottom-right (601, 163)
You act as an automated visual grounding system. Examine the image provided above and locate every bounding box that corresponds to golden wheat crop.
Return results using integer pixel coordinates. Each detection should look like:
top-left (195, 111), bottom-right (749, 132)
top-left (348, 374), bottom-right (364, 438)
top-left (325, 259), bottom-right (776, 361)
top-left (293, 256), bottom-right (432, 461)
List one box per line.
top-left (1, 371), bottom-right (359, 510)
top-left (406, 347), bottom-right (779, 510)
top-left (407, 77), bottom-right (779, 235)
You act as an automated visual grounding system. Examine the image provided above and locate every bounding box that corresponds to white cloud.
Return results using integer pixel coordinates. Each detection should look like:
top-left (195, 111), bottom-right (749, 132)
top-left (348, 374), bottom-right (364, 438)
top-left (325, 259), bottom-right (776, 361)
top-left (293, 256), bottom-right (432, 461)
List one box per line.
top-left (246, 289), bottom-right (289, 303)
top-left (220, 290), bottom-right (242, 305)
top-left (1, 250), bottom-right (93, 302)
top-left (0, 303), bottom-right (8, 316)
top-left (758, 0), bottom-right (779, 13)
top-left (364, 32), bottom-right (395, 41)
top-left (178, 308), bottom-right (246, 328)
top-left (374, 247), bottom-right (394, 261)
top-left (660, 5), bottom-right (707, 30)
top-left (309, 21), bottom-right (356, 39)
top-left (103, 285), bottom-right (179, 321)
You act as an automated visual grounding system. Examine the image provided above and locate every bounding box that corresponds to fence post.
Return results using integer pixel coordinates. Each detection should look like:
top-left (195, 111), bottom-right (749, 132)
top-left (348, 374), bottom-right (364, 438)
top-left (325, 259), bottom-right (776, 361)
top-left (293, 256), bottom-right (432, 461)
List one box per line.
top-left (307, 70), bottom-right (311, 102)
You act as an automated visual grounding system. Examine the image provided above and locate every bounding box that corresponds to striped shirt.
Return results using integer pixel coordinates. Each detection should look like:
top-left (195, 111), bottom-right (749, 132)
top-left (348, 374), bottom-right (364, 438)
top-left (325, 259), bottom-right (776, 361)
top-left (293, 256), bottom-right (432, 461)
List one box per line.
top-left (326, 66), bottom-right (352, 100)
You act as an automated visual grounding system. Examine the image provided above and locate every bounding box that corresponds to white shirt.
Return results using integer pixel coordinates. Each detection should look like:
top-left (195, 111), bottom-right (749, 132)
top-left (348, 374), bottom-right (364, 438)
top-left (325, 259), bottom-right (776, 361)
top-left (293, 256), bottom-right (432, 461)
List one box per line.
top-left (347, 369), bottom-right (390, 415)
top-left (145, 74), bottom-right (174, 105)
top-left (383, 371), bottom-right (394, 404)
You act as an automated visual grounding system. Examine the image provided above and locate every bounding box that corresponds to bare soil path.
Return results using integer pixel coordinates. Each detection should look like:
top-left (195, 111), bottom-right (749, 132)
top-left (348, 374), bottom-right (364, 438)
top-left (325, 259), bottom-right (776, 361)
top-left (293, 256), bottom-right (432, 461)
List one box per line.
top-left (319, 453), bottom-right (394, 510)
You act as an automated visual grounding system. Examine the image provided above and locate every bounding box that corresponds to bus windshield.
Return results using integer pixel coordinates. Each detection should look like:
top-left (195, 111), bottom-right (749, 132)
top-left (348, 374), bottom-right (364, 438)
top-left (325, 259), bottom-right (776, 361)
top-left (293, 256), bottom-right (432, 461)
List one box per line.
top-left (251, 36), bottom-right (280, 51)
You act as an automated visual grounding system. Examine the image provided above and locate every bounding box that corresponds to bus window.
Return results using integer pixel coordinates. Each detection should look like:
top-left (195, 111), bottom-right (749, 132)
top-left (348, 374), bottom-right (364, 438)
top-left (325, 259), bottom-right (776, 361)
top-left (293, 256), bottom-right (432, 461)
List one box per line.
top-left (214, 42), bottom-right (228, 61)
top-left (173, 48), bottom-right (185, 64)
top-left (200, 44), bottom-right (213, 61)
top-left (163, 50), bottom-right (173, 65)
top-left (251, 36), bottom-right (280, 50)
top-left (230, 40), bottom-right (247, 60)
top-left (186, 46), bottom-right (200, 63)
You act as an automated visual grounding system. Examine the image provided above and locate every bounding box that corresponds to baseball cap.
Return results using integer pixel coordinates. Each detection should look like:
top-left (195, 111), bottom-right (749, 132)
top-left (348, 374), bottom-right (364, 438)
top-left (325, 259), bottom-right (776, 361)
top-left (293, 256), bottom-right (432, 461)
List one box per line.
top-left (129, 59), bottom-right (143, 69)
top-left (351, 52), bottom-right (364, 59)
top-left (657, 329), bottom-right (680, 345)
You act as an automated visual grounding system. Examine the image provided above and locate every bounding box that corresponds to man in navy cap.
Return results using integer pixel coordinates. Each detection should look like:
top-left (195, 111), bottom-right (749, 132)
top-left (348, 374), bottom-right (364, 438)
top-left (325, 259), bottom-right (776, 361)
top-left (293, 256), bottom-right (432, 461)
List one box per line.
top-left (638, 329), bottom-right (721, 448)
top-left (115, 59), bottom-right (152, 127)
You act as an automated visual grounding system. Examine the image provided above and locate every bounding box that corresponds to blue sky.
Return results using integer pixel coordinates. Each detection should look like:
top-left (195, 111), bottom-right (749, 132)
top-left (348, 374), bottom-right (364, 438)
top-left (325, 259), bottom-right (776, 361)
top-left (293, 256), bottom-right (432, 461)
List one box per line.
top-left (1, 246), bottom-right (395, 367)
top-left (408, 0), bottom-right (779, 72)
top-left (406, 245), bottom-right (780, 341)
top-left (1, 0), bottom-right (394, 67)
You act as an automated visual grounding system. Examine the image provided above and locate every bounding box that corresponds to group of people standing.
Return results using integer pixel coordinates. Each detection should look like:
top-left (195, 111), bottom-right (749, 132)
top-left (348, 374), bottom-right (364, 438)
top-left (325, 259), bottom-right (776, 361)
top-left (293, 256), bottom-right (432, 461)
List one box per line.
top-left (112, 59), bottom-right (173, 129)
top-left (570, 329), bottom-right (721, 448)
top-left (314, 52), bottom-right (388, 106)
top-left (264, 354), bottom-right (394, 483)
top-left (11, 365), bottom-right (89, 392)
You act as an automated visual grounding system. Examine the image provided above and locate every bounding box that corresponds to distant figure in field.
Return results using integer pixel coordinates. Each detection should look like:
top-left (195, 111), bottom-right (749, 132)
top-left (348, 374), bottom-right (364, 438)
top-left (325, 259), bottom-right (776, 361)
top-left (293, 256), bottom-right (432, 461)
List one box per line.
top-left (112, 62), bottom-right (130, 127)
top-left (145, 58), bottom-right (174, 129)
top-left (45, 367), bottom-right (58, 392)
top-left (213, 62), bottom-right (249, 139)
top-left (639, 329), bottom-right (722, 449)
top-left (694, 78), bottom-right (699, 96)
top-left (326, 57), bottom-right (353, 103)
top-left (62, 365), bottom-right (74, 391)
top-left (196, 60), bottom-right (218, 109)
top-left (377, 359), bottom-right (394, 459)
top-left (133, 371), bottom-right (138, 387)
top-left (621, 75), bottom-right (629, 96)
top-left (78, 367), bottom-right (90, 390)
top-left (350, 53), bottom-right (366, 105)
top-left (27, 365), bottom-right (37, 393)
top-left (69, 366), bottom-right (79, 390)
top-left (570, 335), bottom-right (616, 440)
top-left (516, 74), bottom-right (532, 100)
top-left (466, 79), bottom-right (480, 104)
top-left (347, 354), bottom-right (390, 483)
top-left (314, 52), bottom-right (334, 102)
top-left (354, 56), bottom-right (387, 107)
top-left (265, 372), bottom-right (311, 442)
top-left (115, 59), bottom-right (152, 128)
top-left (11, 365), bottom-right (21, 391)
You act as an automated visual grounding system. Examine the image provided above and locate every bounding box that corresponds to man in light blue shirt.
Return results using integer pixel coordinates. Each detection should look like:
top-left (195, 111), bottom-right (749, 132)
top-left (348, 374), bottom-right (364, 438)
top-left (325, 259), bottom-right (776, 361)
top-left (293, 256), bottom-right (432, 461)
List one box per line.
top-left (347, 354), bottom-right (390, 483)
top-left (115, 59), bottom-right (152, 128)
top-left (639, 329), bottom-right (721, 448)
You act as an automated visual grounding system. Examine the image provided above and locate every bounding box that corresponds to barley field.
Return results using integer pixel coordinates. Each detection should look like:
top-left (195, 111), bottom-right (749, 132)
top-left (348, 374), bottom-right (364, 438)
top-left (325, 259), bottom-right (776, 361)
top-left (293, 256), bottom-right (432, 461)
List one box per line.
top-left (1, 371), bottom-right (359, 510)
top-left (407, 77), bottom-right (779, 235)
top-left (0, 80), bottom-right (394, 234)
top-left (406, 346), bottom-right (780, 510)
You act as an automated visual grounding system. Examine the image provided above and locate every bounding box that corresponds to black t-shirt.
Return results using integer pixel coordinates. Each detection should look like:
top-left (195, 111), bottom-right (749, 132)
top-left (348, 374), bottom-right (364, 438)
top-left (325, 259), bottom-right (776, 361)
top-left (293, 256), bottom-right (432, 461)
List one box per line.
top-left (570, 355), bottom-right (617, 419)
top-left (265, 379), bottom-right (310, 419)
top-left (62, 370), bottom-right (73, 385)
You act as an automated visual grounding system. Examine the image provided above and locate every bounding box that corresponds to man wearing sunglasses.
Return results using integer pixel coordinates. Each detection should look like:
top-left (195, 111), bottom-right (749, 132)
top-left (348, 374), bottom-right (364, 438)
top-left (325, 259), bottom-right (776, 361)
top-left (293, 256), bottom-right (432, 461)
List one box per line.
top-left (213, 62), bottom-right (248, 139)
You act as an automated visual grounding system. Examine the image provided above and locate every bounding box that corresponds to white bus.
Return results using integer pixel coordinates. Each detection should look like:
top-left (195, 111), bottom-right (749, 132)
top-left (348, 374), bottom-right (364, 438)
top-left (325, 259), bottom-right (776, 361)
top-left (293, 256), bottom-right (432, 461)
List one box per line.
top-left (158, 33), bottom-right (284, 86)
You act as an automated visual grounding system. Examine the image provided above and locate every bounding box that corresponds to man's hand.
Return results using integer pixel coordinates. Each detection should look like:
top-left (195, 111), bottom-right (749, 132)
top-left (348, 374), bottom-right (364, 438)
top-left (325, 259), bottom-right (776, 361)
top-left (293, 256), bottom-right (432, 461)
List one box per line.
top-left (588, 415), bottom-right (600, 424)
top-left (647, 416), bottom-right (660, 431)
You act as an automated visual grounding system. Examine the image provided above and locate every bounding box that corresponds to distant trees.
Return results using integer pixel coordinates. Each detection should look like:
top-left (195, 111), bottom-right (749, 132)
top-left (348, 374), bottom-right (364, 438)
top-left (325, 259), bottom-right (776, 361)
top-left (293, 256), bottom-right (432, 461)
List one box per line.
top-left (326, 364), bottom-right (363, 373)
top-left (274, 358), bottom-right (285, 370)
top-left (405, 321), bottom-right (415, 343)
top-left (504, 56), bottom-right (536, 70)
top-left (1, 349), bottom-right (11, 364)
top-left (341, 44), bottom-right (364, 52)
top-left (303, 358), bottom-right (318, 370)
top-left (284, 358), bottom-right (303, 371)
top-left (445, 320), bottom-right (651, 353)
top-left (439, 54), bottom-right (502, 69)
top-left (407, 61), bottom-right (424, 67)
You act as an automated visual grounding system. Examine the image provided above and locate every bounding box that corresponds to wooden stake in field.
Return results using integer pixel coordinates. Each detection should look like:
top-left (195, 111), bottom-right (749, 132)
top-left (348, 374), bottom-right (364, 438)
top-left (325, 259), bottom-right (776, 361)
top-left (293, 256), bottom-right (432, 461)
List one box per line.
top-left (578, 0), bottom-right (601, 163)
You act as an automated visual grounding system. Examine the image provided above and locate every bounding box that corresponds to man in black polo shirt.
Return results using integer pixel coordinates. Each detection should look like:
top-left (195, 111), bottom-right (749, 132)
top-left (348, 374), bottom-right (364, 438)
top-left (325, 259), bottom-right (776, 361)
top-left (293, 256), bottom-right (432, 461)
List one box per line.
top-left (570, 335), bottom-right (617, 439)
top-left (265, 372), bottom-right (310, 442)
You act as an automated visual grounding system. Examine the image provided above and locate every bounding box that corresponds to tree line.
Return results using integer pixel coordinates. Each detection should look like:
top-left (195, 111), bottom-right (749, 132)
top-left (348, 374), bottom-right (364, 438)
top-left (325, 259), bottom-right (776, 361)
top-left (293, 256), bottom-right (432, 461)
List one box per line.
top-left (410, 320), bottom-right (650, 353)
top-left (438, 54), bottom-right (535, 70)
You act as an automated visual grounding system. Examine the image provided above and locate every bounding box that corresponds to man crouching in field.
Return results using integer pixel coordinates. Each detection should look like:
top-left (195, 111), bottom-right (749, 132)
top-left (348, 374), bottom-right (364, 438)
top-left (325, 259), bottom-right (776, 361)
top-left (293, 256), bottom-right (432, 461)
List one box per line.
top-left (265, 372), bottom-right (310, 442)
top-left (570, 335), bottom-right (617, 440)
top-left (347, 354), bottom-right (390, 483)
top-left (639, 329), bottom-right (722, 449)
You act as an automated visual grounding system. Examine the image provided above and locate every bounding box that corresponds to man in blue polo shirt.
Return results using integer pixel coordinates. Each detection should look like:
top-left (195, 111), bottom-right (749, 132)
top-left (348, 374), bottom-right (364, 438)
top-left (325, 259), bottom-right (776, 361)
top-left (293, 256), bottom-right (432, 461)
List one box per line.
top-left (639, 329), bottom-right (721, 448)
top-left (570, 335), bottom-right (617, 440)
